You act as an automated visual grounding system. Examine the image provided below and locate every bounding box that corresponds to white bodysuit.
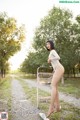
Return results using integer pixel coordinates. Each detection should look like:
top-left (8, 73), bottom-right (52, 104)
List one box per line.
top-left (49, 50), bottom-right (63, 71)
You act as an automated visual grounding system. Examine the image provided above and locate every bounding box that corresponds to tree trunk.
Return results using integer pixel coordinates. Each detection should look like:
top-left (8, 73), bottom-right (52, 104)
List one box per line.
top-left (61, 76), bottom-right (64, 85)
top-left (1, 69), bottom-right (5, 78)
top-left (73, 68), bottom-right (75, 77)
top-left (67, 69), bottom-right (70, 77)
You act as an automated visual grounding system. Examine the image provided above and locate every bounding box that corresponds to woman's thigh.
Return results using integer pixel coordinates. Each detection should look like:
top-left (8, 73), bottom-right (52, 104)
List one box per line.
top-left (51, 70), bottom-right (63, 86)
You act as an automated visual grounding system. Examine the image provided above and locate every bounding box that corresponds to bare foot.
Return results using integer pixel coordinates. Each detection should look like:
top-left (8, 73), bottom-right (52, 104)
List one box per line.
top-left (47, 105), bottom-right (61, 117)
top-left (55, 105), bottom-right (61, 112)
top-left (47, 106), bottom-right (54, 117)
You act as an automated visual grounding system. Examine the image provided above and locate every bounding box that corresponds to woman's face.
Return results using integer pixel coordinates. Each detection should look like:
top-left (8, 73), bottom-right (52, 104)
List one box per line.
top-left (46, 42), bottom-right (51, 50)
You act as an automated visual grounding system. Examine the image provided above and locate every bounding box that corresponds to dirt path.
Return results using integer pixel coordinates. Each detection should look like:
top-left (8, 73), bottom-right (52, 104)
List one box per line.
top-left (24, 79), bottom-right (80, 109)
top-left (11, 77), bottom-right (41, 120)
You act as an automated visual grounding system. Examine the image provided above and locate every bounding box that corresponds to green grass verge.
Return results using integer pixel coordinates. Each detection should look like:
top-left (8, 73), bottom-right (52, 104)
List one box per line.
top-left (59, 78), bottom-right (80, 98)
top-left (20, 73), bottom-right (80, 98)
top-left (14, 72), bottom-right (37, 79)
top-left (0, 75), bottom-right (12, 120)
top-left (18, 78), bottom-right (80, 120)
top-left (21, 74), bottom-right (36, 79)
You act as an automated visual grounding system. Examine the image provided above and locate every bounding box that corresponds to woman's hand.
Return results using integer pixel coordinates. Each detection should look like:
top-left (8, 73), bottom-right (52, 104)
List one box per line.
top-left (48, 58), bottom-right (51, 63)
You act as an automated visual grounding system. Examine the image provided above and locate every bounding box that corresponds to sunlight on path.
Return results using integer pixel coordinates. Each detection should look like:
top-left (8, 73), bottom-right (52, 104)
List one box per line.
top-left (11, 78), bottom-right (40, 120)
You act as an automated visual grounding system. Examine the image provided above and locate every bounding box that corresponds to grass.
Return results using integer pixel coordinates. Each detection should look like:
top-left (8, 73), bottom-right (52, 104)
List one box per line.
top-left (19, 73), bottom-right (80, 98)
top-left (18, 73), bottom-right (80, 99)
top-left (18, 78), bottom-right (80, 120)
top-left (14, 72), bottom-right (37, 79)
top-left (59, 78), bottom-right (80, 98)
top-left (0, 75), bottom-right (12, 120)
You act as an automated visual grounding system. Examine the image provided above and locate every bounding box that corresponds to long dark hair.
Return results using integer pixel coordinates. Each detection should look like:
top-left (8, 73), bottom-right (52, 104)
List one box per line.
top-left (46, 40), bottom-right (55, 51)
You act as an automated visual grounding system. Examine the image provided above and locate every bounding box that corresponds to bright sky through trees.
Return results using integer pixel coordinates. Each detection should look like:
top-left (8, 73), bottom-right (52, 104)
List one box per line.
top-left (0, 0), bottom-right (80, 70)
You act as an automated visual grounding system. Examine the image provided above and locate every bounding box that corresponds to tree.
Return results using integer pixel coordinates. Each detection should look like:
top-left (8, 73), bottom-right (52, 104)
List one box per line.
top-left (32, 7), bottom-right (79, 76)
top-left (0, 12), bottom-right (26, 77)
top-left (20, 51), bottom-right (49, 74)
top-left (21, 7), bottom-right (80, 75)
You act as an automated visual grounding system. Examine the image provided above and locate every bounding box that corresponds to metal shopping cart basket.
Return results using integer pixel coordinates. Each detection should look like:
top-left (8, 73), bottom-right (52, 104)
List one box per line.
top-left (37, 66), bottom-right (53, 108)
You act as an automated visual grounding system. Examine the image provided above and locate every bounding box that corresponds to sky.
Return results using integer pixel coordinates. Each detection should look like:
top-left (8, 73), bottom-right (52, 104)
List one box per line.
top-left (0, 0), bottom-right (80, 70)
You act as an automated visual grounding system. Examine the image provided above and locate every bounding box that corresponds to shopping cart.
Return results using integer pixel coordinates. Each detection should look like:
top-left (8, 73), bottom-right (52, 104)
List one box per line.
top-left (37, 66), bottom-right (53, 108)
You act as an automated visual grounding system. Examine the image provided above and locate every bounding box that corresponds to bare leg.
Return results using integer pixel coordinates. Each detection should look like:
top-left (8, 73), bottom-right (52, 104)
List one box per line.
top-left (53, 76), bottom-right (64, 111)
top-left (54, 89), bottom-right (60, 110)
top-left (47, 84), bottom-right (58, 116)
top-left (47, 70), bottom-right (63, 117)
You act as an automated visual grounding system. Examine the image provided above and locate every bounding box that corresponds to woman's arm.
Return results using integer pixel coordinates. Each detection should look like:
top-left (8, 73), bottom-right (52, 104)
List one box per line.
top-left (49, 50), bottom-right (60, 60)
top-left (48, 58), bottom-right (51, 63)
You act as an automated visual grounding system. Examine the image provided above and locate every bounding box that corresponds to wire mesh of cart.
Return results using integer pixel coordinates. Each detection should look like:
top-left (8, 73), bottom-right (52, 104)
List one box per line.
top-left (37, 66), bottom-right (53, 108)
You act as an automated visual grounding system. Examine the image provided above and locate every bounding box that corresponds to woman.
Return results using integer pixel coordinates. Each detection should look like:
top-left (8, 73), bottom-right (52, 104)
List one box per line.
top-left (46, 40), bottom-right (65, 117)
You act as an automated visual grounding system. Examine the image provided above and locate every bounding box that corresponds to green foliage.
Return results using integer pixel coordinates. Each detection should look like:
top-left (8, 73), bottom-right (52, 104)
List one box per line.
top-left (0, 75), bottom-right (11, 118)
top-left (20, 52), bottom-right (39, 73)
top-left (19, 78), bottom-right (80, 120)
top-left (20, 51), bottom-right (49, 73)
top-left (20, 7), bottom-right (80, 74)
top-left (0, 12), bottom-right (26, 77)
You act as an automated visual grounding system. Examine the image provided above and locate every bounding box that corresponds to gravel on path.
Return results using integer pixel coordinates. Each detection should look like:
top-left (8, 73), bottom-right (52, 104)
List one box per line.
top-left (24, 79), bottom-right (80, 109)
top-left (11, 78), bottom-right (41, 120)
